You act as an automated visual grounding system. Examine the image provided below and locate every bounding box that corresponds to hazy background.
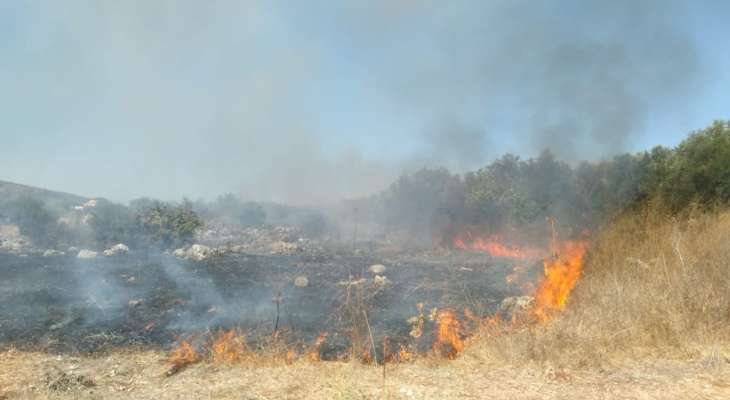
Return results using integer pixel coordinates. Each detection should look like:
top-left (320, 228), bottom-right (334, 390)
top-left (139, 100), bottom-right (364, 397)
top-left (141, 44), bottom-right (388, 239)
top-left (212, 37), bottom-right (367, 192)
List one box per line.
top-left (1, 0), bottom-right (728, 204)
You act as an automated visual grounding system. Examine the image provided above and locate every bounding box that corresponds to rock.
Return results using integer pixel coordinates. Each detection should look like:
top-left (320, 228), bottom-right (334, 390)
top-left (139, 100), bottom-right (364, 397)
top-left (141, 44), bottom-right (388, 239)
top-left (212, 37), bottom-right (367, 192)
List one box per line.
top-left (172, 247), bottom-right (187, 258)
top-left (128, 299), bottom-right (143, 307)
top-left (76, 249), bottom-right (98, 259)
top-left (369, 264), bottom-right (386, 274)
top-left (271, 241), bottom-right (299, 254)
top-left (499, 296), bottom-right (535, 318)
top-left (103, 243), bottom-right (130, 256)
top-left (294, 276), bottom-right (309, 288)
top-left (373, 275), bottom-right (392, 288)
top-left (187, 244), bottom-right (212, 261)
top-left (173, 244), bottom-right (213, 261)
top-left (43, 249), bottom-right (64, 257)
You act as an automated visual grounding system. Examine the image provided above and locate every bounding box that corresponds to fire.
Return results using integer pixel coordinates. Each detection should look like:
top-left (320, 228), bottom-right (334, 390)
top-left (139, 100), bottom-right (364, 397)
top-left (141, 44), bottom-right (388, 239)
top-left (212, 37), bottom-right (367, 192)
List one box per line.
top-left (209, 329), bottom-right (248, 364)
top-left (398, 345), bottom-right (413, 362)
top-left (452, 233), bottom-right (544, 259)
top-left (432, 309), bottom-right (464, 359)
top-left (308, 332), bottom-right (329, 361)
top-left (167, 339), bottom-right (199, 374)
top-left (532, 240), bottom-right (588, 322)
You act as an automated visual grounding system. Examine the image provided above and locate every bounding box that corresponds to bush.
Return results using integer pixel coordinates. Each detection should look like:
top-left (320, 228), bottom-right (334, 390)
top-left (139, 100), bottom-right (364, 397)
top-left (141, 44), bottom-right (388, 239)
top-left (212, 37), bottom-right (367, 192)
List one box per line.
top-left (136, 200), bottom-right (204, 249)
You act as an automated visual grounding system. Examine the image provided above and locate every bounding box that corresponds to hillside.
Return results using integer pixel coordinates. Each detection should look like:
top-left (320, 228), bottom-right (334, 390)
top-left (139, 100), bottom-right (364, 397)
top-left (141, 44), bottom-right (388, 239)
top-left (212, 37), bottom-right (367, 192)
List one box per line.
top-left (0, 180), bottom-right (90, 217)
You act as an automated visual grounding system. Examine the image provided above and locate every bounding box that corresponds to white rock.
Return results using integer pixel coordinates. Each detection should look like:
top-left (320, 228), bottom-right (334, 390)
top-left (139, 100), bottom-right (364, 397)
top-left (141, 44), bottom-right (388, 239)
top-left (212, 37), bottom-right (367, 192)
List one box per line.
top-left (187, 244), bottom-right (212, 261)
top-left (172, 247), bottom-right (187, 258)
top-left (294, 276), bottom-right (309, 288)
top-left (369, 264), bottom-right (386, 274)
top-left (373, 275), bottom-right (392, 288)
top-left (103, 243), bottom-right (130, 256)
top-left (43, 249), bottom-right (64, 257)
top-left (76, 249), bottom-right (98, 259)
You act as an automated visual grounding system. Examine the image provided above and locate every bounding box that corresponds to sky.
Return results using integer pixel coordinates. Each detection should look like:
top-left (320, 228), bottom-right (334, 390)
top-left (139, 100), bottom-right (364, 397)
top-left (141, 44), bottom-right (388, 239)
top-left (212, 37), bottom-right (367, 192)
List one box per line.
top-left (1, 1), bottom-right (729, 204)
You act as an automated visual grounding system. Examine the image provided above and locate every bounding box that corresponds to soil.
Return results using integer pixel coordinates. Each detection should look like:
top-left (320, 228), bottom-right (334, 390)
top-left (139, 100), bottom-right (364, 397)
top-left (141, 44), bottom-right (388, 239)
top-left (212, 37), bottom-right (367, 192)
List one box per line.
top-left (0, 250), bottom-right (535, 357)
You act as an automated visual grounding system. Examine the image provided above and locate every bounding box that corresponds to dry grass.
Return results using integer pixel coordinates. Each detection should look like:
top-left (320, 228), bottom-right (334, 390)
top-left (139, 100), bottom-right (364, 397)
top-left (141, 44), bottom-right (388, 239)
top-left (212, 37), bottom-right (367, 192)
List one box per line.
top-left (3, 207), bottom-right (730, 398)
top-left (471, 205), bottom-right (730, 367)
top-left (2, 346), bottom-right (730, 399)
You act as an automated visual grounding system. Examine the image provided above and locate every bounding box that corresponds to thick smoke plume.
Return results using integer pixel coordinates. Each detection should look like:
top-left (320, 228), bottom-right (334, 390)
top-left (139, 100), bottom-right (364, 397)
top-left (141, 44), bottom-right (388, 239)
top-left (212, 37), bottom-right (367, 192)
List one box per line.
top-left (0, 1), bottom-right (706, 204)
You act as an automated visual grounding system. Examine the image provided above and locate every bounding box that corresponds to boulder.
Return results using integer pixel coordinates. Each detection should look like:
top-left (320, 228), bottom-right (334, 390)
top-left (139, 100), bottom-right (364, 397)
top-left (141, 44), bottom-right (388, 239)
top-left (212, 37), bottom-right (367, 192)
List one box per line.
top-left (76, 249), bottom-right (98, 259)
top-left (369, 264), bottom-right (386, 274)
top-left (373, 274), bottom-right (392, 289)
top-left (187, 244), bottom-right (212, 261)
top-left (294, 276), bottom-right (309, 288)
top-left (270, 241), bottom-right (299, 254)
top-left (103, 243), bottom-right (130, 256)
top-left (173, 244), bottom-right (213, 261)
top-left (43, 249), bottom-right (64, 257)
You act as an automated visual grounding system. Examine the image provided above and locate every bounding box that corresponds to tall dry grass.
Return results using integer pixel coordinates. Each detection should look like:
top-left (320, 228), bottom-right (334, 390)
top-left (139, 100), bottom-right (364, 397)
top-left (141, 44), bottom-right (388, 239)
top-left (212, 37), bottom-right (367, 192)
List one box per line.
top-left (471, 205), bottom-right (730, 366)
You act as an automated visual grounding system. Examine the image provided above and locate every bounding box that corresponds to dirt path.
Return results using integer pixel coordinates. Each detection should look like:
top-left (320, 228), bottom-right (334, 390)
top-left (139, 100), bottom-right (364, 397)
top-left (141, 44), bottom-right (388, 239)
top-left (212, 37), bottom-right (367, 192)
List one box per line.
top-left (2, 349), bottom-right (729, 399)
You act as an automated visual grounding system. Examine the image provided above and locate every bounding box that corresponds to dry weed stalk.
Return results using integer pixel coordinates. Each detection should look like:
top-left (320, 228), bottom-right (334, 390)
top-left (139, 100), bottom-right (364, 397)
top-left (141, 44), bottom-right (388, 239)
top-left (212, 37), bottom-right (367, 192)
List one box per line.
top-left (471, 205), bottom-right (730, 366)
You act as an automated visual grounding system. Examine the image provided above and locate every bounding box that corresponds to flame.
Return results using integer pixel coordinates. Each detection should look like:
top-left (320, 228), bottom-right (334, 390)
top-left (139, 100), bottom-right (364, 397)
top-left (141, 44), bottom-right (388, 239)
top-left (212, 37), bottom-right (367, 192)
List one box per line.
top-left (432, 309), bottom-right (464, 359)
top-left (308, 332), bottom-right (328, 361)
top-left (209, 329), bottom-right (248, 364)
top-left (452, 233), bottom-right (544, 259)
top-left (398, 345), bottom-right (413, 362)
top-left (532, 241), bottom-right (588, 322)
top-left (168, 339), bottom-right (199, 370)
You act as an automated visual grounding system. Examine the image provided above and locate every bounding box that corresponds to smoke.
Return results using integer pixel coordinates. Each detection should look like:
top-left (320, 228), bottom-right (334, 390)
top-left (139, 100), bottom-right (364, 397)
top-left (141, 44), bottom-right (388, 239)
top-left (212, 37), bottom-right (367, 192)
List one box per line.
top-left (0, 0), bottom-right (708, 203)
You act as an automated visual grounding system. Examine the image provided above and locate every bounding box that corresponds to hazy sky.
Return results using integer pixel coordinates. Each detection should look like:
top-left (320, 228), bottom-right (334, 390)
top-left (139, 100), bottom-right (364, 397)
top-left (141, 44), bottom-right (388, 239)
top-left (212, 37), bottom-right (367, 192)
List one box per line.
top-left (2, 1), bottom-right (729, 203)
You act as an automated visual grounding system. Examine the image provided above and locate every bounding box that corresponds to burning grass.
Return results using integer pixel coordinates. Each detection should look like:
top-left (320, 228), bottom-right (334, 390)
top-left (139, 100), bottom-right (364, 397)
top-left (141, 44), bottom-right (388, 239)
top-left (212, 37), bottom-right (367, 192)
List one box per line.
top-left (470, 205), bottom-right (730, 366)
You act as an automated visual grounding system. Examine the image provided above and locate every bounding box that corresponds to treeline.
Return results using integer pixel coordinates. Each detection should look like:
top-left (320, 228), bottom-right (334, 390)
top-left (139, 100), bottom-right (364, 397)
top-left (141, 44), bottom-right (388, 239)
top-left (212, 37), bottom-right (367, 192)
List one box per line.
top-left (375, 120), bottom-right (730, 237)
top-left (2, 189), bottom-right (333, 251)
top-left (3, 197), bottom-right (204, 250)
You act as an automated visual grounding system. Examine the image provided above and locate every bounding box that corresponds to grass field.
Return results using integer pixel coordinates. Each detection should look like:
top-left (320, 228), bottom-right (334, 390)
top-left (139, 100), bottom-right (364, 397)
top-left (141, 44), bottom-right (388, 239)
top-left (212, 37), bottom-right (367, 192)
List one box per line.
top-left (3, 207), bottom-right (730, 399)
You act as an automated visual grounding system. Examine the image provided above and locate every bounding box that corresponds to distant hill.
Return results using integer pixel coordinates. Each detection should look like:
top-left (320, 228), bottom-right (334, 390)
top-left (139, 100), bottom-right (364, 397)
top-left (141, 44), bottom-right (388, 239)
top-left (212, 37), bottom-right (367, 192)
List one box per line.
top-left (0, 180), bottom-right (90, 218)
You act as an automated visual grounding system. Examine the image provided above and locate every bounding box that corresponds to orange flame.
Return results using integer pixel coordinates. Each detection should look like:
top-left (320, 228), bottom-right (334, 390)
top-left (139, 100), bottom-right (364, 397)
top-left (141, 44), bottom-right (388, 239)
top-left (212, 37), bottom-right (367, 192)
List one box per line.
top-left (398, 345), bottom-right (413, 362)
top-left (452, 233), bottom-right (544, 259)
top-left (168, 339), bottom-right (199, 370)
top-left (308, 332), bottom-right (329, 361)
top-left (432, 309), bottom-right (464, 359)
top-left (209, 329), bottom-right (248, 364)
top-left (532, 241), bottom-right (588, 322)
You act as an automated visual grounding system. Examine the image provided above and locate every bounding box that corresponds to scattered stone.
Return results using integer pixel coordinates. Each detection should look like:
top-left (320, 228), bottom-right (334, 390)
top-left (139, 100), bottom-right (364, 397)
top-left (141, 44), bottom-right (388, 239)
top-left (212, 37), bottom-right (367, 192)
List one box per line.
top-left (103, 243), bottom-right (130, 256)
top-left (294, 276), bottom-right (309, 288)
top-left (369, 264), bottom-right (386, 274)
top-left (76, 249), bottom-right (98, 259)
top-left (43, 249), bottom-right (65, 257)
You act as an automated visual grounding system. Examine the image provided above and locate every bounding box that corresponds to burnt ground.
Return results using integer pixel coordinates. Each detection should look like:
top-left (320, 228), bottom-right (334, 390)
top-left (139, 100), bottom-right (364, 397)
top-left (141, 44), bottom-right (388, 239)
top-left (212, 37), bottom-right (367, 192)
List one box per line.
top-left (0, 250), bottom-right (539, 358)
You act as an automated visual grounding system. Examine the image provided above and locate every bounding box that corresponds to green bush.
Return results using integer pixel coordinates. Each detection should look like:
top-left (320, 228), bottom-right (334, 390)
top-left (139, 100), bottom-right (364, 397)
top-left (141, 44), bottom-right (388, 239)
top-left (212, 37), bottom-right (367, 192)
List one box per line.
top-left (135, 199), bottom-right (204, 249)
